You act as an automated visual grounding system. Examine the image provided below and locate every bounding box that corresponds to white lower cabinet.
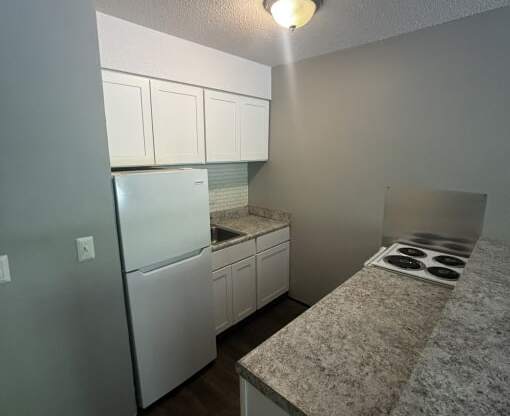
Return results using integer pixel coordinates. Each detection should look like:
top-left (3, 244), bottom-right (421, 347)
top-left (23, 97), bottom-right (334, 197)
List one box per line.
top-left (212, 256), bottom-right (256, 335)
top-left (212, 229), bottom-right (290, 334)
top-left (212, 266), bottom-right (233, 335)
top-left (256, 242), bottom-right (290, 309)
top-left (232, 257), bottom-right (257, 322)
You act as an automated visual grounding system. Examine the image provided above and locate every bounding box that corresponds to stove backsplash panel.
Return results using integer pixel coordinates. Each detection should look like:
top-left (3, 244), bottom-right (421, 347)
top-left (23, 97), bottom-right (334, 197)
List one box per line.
top-left (382, 187), bottom-right (487, 257)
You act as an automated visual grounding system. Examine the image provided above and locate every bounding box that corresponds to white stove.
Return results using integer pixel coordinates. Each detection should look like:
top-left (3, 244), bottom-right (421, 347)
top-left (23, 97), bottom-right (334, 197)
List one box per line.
top-left (365, 242), bottom-right (467, 287)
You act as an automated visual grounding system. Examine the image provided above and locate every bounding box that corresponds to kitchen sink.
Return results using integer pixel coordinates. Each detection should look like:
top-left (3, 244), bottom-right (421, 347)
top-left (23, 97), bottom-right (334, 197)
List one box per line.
top-left (210, 225), bottom-right (244, 245)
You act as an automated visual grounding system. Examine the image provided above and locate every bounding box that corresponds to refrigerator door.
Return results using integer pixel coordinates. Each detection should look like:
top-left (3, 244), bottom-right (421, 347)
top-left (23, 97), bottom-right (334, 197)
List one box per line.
top-left (126, 247), bottom-right (216, 408)
top-left (114, 169), bottom-right (210, 272)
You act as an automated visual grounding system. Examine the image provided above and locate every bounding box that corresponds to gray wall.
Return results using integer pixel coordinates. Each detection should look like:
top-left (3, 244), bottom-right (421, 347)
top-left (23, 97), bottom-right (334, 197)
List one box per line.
top-left (249, 7), bottom-right (510, 305)
top-left (0, 1), bottom-right (136, 415)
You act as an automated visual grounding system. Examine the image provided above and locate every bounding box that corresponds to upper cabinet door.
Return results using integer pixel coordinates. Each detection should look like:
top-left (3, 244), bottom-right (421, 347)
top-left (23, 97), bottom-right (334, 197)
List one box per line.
top-left (205, 90), bottom-right (240, 162)
top-left (102, 70), bottom-right (155, 167)
top-left (240, 97), bottom-right (269, 161)
top-left (151, 80), bottom-right (205, 165)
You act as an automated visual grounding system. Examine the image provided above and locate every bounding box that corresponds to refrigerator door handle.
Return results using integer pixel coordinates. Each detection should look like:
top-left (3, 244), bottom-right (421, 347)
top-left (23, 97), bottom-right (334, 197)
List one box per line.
top-left (139, 248), bottom-right (208, 274)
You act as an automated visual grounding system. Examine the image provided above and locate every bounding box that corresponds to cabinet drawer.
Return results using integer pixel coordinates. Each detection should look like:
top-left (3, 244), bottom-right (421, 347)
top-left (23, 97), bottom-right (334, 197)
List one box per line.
top-left (212, 239), bottom-right (256, 271)
top-left (256, 227), bottom-right (290, 253)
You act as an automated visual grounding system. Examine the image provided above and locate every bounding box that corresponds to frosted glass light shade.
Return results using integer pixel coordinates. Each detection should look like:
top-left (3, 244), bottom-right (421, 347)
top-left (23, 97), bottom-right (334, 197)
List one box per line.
top-left (269, 0), bottom-right (317, 30)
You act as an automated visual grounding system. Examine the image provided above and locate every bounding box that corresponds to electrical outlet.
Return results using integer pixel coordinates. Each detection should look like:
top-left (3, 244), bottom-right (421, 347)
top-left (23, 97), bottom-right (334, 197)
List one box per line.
top-left (0, 255), bottom-right (11, 284)
top-left (76, 236), bottom-right (95, 262)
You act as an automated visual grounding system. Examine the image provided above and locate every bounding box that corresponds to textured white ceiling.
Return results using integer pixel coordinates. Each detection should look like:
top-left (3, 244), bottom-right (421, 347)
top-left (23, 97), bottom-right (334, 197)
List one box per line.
top-left (94, 0), bottom-right (510, 66)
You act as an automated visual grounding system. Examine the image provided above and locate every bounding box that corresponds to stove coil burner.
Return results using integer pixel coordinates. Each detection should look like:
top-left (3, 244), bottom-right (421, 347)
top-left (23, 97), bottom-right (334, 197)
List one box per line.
top-left (398, 247), bottom-right (427, 258)
top-left (384, 255), bottom-right (425, 270)
top-left (427, 266), bottom-right (460, 280)
top-left (433, 255), bottom-right (466, 268)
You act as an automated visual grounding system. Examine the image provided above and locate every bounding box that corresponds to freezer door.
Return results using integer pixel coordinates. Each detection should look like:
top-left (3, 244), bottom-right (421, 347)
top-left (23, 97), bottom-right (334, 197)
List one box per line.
top-left (114, 169), bottom-right (210, 272)
top-left (126, 247), bottom-right (217, 408)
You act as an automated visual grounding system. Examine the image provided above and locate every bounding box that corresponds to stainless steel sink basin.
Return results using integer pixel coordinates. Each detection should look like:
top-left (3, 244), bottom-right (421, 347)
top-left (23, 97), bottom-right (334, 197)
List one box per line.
top-left (210, 225), bottom-right (244, 245)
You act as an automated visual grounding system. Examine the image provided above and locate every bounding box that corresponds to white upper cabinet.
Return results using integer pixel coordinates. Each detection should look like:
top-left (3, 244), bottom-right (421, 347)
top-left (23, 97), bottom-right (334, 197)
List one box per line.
top-left (101, 69), bottom-right (269, 167)
top-left (205, 90), bottom-right (269, 163)
top-left (256, 242), bottom-right (290, 309)
top-left (150, 80), bottom-right (205, 165)
top-left (101, 70), bottom-right (155, 167)
top-left (240, 97), bottom-right (269, 161)
top-left (204, 90), bottom-right (240, 162)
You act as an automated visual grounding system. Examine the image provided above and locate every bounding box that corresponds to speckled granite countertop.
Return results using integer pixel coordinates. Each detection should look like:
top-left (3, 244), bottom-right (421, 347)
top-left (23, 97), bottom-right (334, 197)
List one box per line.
top-left (210, 206), bottom-right (290, 252)
top-left (237, 267), bottom-right (452, 416)
top-left (237, 237), bottom-right (510, 416)
top-left (391, 238), bottom-right (510, 416)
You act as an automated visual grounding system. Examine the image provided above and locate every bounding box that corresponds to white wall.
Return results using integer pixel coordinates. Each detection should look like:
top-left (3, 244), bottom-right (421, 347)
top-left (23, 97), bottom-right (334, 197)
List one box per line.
top-left (96, 12), bottom-right (271, 99)
top-left (249, 7), bottom-right (510, 305)
top-left (0, 2), bottom-right (136, 415)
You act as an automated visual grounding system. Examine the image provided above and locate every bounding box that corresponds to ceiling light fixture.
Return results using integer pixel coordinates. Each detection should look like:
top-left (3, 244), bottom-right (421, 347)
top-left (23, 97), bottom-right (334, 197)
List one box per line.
top-left (263, 0), bottom-right (322, 31)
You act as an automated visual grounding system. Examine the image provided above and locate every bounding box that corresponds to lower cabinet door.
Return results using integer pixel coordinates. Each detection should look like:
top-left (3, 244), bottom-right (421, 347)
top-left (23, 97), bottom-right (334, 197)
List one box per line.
top-left (212, 266), bottom-right (233, 335)
top-left (256, 242), bottom-right (290, 309)
top-left (232, 256), bottom-right (257, 323)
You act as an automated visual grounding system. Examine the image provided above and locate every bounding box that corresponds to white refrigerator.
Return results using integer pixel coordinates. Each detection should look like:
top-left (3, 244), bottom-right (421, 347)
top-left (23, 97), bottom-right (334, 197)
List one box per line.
top-left (113, 169), bottom-right (216, 408)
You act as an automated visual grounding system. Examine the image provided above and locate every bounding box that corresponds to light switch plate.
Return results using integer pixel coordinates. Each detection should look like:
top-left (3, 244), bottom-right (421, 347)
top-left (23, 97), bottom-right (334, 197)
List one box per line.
top-left (0, 255), bottom-right (11, 284)
top-left (76, 236), bottom-right (95, 262)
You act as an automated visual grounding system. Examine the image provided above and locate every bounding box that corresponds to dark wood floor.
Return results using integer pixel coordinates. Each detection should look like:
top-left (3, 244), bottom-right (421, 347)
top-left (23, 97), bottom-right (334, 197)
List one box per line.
top-left (139, 296), bottom-right (307, 416)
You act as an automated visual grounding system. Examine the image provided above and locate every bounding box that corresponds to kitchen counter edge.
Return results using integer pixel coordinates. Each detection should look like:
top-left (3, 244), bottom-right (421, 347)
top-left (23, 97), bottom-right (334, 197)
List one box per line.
top-left (235, 237), bottom-right (510, 416)
top-left (211, 216), bottom-right (290, 252)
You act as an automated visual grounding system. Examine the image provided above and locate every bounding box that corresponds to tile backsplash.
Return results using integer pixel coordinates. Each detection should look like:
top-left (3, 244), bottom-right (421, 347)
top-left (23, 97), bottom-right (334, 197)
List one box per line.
top-left (206, 163), bottom-right (248, 212)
